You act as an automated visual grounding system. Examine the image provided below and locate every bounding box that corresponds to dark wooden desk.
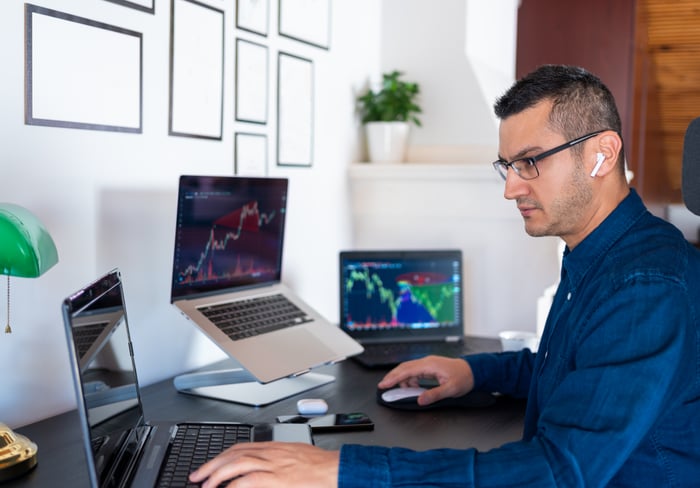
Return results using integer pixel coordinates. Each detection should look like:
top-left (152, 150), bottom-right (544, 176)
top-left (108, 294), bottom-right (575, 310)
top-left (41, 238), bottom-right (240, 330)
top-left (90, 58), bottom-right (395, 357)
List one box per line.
top-left (10, 336), bottom-right (525, 486)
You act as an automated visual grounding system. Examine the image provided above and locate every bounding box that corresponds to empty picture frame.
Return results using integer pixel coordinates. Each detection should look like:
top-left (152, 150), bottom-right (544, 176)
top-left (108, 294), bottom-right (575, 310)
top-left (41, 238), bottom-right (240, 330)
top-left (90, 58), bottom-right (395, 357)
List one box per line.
top-left (235, 132), bottom-right (268, 176)
top-left (277, 52), bottom-right (313, 167)
top-left (103, 0), bottom-right (155, 14)
top-left (25, 4), bottom-right (142, 133)
top-left (236, 0), bottom-right (269, 36)
top-left (278, 0), bottom-right (330, 49)
top-left (235, 38), bottom-right (268, 124)
top-left (169, 0), bottom-right (224, 140)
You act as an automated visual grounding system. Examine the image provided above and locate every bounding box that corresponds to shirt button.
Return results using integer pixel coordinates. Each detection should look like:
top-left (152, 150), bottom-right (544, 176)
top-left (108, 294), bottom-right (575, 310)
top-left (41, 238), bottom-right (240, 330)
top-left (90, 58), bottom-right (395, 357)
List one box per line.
top-left (567, 292), bottom-right (572, 300)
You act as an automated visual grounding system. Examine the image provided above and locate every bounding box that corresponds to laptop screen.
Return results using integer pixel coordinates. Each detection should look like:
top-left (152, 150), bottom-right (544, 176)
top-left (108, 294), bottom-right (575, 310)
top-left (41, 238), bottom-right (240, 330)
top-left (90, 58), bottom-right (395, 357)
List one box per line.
top-left (339, 250), bottom-right (464, 341)
top-left (62, 269), bottom-right (147, 486)
top-left (171, 175), bottom-right (288, 300)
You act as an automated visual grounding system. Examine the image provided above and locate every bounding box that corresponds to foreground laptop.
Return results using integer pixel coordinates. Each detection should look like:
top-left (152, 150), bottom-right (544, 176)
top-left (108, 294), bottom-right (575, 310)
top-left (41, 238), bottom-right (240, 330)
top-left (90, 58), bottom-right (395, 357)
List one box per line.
top-left (170, 175), bottom-right (363, 385)
top-left (339, 249), bottom-right (466, 368)
top-left (62, 269), bottom-right (312, 487)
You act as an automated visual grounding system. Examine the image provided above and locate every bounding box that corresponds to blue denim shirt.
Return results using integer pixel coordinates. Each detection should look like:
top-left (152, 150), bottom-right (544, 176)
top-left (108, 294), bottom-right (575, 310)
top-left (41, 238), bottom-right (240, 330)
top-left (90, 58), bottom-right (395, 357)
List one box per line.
top-left (339, 189), bottom-right (700, 487)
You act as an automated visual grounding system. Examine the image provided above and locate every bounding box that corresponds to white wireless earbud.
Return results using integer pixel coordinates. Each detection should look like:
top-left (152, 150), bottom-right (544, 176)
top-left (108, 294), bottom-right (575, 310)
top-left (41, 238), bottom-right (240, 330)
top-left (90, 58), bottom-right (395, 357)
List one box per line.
top-left (591, 153), bottom-right (605, 177)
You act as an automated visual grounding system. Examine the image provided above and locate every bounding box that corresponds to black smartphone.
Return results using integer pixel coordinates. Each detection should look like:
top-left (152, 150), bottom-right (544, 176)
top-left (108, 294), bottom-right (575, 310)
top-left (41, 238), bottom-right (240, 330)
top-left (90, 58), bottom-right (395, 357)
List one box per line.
top-left (276, 412), bottom-right (374, 433)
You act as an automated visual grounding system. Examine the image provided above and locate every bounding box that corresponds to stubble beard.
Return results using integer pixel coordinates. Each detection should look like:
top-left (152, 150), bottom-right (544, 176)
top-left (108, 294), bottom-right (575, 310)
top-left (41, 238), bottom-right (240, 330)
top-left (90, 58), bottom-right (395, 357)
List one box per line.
top-left (522, 163), bottom-right (593, 239)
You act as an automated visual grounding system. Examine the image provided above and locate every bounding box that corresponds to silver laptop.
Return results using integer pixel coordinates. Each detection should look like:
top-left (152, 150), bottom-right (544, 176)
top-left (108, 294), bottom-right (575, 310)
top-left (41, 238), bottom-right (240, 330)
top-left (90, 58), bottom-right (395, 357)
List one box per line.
top-left (169, 175), bottom-right (363, 386)
top-left (62, 269), bottom-right (312, 487)
top-left (339, 249), bottom-right (466, 368)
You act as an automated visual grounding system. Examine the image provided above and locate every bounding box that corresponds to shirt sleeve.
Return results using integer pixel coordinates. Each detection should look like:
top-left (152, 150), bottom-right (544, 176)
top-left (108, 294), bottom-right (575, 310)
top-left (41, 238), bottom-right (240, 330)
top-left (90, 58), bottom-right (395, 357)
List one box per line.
top-left (466, 349), bottom-right (536, 398)
top-left (338, 277), bottom-right (693, 487)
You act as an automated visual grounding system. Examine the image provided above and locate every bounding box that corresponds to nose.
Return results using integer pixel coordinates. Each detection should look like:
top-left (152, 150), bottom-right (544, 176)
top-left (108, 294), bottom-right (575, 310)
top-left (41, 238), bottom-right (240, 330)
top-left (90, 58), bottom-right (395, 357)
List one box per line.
top-left (503, 168), bottom-right (528, 201)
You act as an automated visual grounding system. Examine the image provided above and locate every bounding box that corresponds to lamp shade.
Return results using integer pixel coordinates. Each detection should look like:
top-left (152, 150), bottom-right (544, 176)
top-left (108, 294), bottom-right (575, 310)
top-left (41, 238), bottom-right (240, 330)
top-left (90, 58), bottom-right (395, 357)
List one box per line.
top-left (0, 203), bottom-right (58, 278)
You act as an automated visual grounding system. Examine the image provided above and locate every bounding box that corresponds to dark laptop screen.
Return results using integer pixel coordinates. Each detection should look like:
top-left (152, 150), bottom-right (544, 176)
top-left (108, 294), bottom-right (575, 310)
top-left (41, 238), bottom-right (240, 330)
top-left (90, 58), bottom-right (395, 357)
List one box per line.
top-left (171, 175), bottom-right (288, 300)
top-left (339, 250), bottom-right (463, 340)
top-left (63, 269), bottom-right (145, 486)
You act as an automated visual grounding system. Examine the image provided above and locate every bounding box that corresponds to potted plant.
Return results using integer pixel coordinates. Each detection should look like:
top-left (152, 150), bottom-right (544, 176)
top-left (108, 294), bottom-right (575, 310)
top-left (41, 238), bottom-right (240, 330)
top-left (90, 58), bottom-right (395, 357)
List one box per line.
top-left (357, 71), bottom-right (422, 163)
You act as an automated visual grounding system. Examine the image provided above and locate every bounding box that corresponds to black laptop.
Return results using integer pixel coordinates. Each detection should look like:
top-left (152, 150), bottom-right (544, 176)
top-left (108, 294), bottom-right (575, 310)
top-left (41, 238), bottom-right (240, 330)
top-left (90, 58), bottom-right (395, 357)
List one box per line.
top-left (62, 269), bottom-right (312, 487)
top-left (339, 250), bottom-right (467, 368)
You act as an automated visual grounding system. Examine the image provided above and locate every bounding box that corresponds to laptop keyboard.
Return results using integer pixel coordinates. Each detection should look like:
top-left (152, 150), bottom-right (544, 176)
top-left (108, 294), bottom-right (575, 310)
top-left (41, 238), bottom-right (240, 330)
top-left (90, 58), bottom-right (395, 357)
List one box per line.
top-left (157, 423), bottom-right (252, 488)
top-left (359, 341), bottom-right (466, 367)
top-left (198, 294), bottom-right (312, 341)
top-left (73, 322), bottom-right (109, 358)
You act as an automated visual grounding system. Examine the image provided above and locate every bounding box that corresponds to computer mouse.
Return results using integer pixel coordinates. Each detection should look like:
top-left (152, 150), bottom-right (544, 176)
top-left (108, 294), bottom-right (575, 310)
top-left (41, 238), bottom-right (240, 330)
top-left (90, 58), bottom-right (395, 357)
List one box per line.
top-left (380, 386), bottom-right (427, 404)
top-left (377, 386), bottom-right (496, 410)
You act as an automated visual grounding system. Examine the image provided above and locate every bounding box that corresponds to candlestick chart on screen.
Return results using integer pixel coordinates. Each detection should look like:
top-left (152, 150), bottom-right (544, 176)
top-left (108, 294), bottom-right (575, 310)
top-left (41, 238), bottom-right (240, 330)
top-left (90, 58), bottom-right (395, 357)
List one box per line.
top-left (173, 191), bottom-right (285, 289)
top-left (343, 262), bottom-right (459, 331)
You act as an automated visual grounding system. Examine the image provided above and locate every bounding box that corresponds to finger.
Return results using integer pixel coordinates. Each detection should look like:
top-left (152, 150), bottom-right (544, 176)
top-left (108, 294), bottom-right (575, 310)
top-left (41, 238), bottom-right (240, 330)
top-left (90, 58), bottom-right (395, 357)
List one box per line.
top-left (378, 359), bottom-right (427, 388)
top-left (190, 451), bottom-right (242, 483)
top-left (191, 442), bottom-right (295, 482)
top-left (193, 452), bottom-right (272, 488)
top-left (417, 385), bottom-right (449, 405)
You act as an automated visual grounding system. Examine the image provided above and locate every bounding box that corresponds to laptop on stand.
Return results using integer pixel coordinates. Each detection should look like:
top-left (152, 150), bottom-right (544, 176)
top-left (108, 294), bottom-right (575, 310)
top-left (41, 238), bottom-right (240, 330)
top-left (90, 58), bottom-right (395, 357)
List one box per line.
top-left (62, 269), bottom-right (312, 488)
top-left (169, 175), bottom-right (363, 405)
top-left (339, 249), bottom-right (467, 368)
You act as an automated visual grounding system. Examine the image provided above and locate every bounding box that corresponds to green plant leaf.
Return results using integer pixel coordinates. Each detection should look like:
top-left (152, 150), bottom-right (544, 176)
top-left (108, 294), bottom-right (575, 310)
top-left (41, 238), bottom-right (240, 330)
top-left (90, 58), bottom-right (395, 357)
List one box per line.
top-left (357, 71), bottom-right (422, 126)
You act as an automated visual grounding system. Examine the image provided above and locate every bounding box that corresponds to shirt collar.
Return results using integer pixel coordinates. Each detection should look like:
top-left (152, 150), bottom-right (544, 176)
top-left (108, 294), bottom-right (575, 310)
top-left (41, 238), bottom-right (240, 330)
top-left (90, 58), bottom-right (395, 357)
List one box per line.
top-left (561, 188), bottom-right (647, 288)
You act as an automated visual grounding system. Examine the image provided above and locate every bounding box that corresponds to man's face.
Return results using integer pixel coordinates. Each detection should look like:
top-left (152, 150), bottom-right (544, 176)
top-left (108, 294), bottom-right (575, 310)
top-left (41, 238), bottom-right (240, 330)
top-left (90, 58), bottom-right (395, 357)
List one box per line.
top-left (497, 101), bottom-right (595, 247)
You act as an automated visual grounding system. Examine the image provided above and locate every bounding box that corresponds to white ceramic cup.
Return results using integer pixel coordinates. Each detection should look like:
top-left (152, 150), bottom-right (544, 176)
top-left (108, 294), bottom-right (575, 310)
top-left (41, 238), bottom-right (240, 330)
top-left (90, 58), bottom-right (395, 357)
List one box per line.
top-left (498, 330), bottom-right (539, 352)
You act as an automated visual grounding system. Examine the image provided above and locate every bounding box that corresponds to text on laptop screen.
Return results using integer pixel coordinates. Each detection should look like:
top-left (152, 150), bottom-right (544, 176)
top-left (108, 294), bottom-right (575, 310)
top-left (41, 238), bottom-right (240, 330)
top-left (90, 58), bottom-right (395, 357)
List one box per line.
top-left (171, 175), bottom-right (288, 299)
top-left (341, 254), bottom-right (462, 331)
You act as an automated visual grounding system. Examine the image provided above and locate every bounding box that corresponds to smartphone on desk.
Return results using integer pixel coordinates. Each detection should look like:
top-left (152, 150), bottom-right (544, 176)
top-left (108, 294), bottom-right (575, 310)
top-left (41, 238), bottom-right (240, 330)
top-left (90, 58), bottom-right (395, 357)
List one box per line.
top-left (276, 412), bottom-right (374, 433)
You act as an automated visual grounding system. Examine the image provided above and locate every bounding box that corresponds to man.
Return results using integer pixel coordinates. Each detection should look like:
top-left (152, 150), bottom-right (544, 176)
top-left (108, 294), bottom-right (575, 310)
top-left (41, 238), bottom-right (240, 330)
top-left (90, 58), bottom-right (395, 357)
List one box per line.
top-left (190, 65), bottom-right (700, 487)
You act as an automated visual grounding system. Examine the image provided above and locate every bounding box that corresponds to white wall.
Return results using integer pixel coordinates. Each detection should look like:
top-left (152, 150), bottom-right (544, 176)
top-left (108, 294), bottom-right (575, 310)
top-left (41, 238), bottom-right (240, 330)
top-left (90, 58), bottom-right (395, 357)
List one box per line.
top-left (379, 0), bottom-right (519, 151)
top-left (0, 0), bottom-right (381, 428)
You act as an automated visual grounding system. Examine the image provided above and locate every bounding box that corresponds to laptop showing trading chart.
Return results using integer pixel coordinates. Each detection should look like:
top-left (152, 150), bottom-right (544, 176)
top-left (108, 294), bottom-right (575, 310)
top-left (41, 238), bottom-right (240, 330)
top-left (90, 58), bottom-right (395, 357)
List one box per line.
top-left (62, 269), bottom-right (312, 488)
top-left (339, 250), bottom-right (466, 368)
top-left (169, 175), bottom-right (363, 404)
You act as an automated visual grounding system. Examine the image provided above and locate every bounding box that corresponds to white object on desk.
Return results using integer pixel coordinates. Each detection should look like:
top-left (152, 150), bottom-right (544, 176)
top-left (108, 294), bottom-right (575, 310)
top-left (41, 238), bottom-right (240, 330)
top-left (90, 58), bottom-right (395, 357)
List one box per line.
top-left (381, 387), bottom-right (426, 403)
top-left (499, 330), bottom-right (539, 352)
top-left (297, 398), bottom-right (328, 415)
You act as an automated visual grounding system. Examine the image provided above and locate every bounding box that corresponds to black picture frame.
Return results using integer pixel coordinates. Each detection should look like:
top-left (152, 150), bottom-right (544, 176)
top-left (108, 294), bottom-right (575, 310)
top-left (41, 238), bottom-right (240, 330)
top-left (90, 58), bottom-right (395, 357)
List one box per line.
top-left (276, 51), bottom-right (314, 167)
top-left (278, 0), bottom-right (330, 50)
top-left (236, 0), bottom-right (269, 36)
top-left (25, 4), bottom-right (143, 133)
top-left (235, 38), bottom-right (268, 124)
top-left (168, 0), bottom-right (225, 140)
top-left (102, 0), bottom-right (155, 14)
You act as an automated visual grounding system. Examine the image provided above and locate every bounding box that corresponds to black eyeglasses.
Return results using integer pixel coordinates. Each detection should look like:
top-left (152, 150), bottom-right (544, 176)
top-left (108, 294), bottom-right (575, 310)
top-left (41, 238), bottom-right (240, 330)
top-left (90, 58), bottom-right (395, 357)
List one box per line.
top-left (492, 129), bottom-right (608, 181)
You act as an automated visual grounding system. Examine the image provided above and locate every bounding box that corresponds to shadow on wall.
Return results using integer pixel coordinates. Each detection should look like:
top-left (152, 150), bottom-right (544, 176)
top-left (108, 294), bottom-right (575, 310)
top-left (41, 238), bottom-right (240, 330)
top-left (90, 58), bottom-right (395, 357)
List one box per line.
top-left (97, 187), bottom-right (227, 386)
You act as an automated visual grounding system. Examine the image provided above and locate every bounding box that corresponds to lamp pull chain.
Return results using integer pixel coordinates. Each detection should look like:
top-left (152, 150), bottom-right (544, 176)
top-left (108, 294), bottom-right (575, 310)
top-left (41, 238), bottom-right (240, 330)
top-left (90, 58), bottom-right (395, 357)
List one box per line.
top-left (5, 275), bottom-right (10, 334)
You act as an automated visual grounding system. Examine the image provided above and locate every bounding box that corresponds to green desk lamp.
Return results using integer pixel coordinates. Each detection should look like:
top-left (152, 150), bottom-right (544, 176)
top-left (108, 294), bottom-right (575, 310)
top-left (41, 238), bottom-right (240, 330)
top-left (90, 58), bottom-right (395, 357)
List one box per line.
top-left (0, 203), bottom-right (58, 481)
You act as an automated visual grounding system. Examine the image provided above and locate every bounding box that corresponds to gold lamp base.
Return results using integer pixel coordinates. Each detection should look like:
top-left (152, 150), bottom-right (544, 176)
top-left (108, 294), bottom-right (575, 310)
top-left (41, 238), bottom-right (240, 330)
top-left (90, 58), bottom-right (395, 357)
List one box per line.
top-left (0, 423), bottom-right (38, 482)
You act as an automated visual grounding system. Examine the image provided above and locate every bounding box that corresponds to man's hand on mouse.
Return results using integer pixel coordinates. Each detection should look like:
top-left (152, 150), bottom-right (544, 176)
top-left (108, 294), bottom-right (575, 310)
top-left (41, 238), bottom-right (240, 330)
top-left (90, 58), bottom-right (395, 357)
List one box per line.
top-left (378, 355), bottom-right (475, 406)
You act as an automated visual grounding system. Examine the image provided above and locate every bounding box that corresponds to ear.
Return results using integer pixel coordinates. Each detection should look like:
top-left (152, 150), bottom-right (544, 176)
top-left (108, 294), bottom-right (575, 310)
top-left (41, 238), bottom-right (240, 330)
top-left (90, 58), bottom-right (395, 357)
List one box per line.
top-left (589, 131), bottom-right (623, 178)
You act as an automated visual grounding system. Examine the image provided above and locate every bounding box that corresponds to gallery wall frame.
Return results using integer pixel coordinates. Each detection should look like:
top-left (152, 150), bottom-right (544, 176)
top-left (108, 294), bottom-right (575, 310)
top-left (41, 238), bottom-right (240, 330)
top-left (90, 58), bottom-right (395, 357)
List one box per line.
top-left (169, 0), bottom-right (225, 140)
top-left (278, 0), bottom-right (330, 50)
top-left (276, 51), bottom-right (314, 167)
top-left (235, 38), bottom-right (268, 124)
top-left (103, 0), bottom-right (155, 14)
top-left (236, 0), bottom-right (269, 36)
top-left (235, 132), bottom-right (268, 176)
top-left (25, 4), bottom-right (143, 133)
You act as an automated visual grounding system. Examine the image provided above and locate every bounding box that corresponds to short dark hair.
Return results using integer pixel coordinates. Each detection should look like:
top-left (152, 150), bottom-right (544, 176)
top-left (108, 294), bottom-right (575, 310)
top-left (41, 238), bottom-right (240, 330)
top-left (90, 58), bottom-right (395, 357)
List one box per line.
top-left (494, 65), bottom-right (624, 162)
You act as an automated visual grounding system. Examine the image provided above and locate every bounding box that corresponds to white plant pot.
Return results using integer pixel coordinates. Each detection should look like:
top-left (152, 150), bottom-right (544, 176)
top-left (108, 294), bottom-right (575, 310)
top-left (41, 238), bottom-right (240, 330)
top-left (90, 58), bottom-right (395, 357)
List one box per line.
top-left (365, 121), bottom-right (410, 163)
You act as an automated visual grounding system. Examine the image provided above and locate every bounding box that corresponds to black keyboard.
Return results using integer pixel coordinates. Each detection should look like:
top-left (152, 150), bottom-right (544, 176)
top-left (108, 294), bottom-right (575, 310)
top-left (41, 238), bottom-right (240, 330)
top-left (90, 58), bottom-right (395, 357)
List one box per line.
top-left (357, 341), bottom-right (466, 368)
top-left (157, 423), bottom-right (252, 488)
top-left (198, 294), bottom-right (312, 341)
